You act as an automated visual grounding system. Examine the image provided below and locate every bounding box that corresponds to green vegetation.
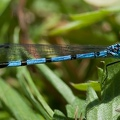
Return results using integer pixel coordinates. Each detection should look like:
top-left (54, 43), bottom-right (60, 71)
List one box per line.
top-left (0, 0), bottom-right (120, 120)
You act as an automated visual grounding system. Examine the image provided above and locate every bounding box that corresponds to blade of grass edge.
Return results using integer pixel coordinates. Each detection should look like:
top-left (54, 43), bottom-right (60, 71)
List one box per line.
top-left (17, 67), bottom-right (54, 119)
top-left (0, 78), bottom-right (42, 120)
top-left (36, 64), bottom-right (76, 104)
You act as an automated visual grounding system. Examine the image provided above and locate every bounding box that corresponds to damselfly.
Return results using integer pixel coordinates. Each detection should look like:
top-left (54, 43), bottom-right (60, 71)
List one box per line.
top-left (0, 43), bottom-right (119, 68)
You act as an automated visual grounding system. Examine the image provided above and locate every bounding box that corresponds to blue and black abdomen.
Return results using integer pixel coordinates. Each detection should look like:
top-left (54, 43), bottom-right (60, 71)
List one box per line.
top-left (0, 43), bottom-right (119, 68)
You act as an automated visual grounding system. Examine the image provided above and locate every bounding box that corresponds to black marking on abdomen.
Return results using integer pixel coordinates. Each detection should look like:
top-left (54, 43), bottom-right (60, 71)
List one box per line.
top-left (21, 61), bottom-right (27, 66)
top-left (46, 58), bottom-right (52, 62)
top-left (71, 55), bottom-right (76, 60)
top-left (0, 62), bottom-right (9, 68)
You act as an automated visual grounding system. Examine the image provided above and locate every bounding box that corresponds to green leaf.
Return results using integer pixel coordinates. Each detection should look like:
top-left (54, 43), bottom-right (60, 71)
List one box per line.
top-left (66, 97), bottom-right (86, 119)
top-left (53, 110), bottom-right (67, 120)
top-left (49, 7), bottom-right (120, 35)
top-left (70, 9), bottom-right (109, 20)
top-left (17, 67), bottom-right (53, 120)
top-left (0, 78), bottom-right (41, 120)
top-left (86, 59), bottom-right (120, 120)
top-left (36, 64), bottom-right (76, 104)
top-left (71, 81), bottom-right (101, 91)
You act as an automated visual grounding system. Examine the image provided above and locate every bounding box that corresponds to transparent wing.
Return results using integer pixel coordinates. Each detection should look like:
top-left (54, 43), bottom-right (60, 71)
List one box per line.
top-left (0, 44), bottom-right (108, 62)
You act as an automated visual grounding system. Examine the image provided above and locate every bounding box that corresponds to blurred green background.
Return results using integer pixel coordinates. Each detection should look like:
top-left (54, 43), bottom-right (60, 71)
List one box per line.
top-left (0, 0), bottom-right (120, 120)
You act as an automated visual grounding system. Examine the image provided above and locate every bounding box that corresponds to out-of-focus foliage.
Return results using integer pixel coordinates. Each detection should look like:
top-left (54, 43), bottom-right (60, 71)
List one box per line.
top-left (0, 0), bottom-right (120, 120)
